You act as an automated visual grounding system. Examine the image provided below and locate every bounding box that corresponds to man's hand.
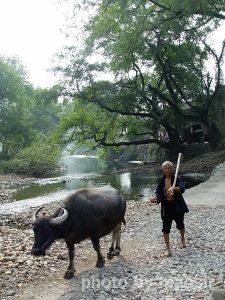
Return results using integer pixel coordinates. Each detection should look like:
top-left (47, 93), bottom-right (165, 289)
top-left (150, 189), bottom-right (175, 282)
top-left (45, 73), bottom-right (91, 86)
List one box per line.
top-left (149, 196), bottom-right (158, 204)
top-left (168, 187), bottom-right (174, 195)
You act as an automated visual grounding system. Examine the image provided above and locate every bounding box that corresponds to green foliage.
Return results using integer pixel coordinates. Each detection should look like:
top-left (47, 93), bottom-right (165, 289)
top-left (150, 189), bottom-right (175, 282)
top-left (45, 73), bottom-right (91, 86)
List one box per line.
top-left (28, 85), bottom-right (62, 134)
top-left (0, 56), bottom-right (34, 159)
top-left (56, 0), bottom-right (225, 152)
top-left (0, 56), bottom-right (63, 167)
top-left (55, 92), bottom-right (156, 154)
top-left (6, 138), bottom-right (61, 177)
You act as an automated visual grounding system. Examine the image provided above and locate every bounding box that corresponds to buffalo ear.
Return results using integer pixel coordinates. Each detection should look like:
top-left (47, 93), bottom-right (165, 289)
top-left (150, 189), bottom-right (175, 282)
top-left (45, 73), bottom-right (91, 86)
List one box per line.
top-left (49, 208), bottom-right (62, 219)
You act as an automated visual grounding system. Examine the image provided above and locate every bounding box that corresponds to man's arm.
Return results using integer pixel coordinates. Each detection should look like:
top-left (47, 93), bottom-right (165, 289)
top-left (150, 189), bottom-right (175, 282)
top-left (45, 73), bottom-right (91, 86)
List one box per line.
top-left (168, 176), bottom-right (185, 195)
top-left (149, 182), bottom-right (161, 204)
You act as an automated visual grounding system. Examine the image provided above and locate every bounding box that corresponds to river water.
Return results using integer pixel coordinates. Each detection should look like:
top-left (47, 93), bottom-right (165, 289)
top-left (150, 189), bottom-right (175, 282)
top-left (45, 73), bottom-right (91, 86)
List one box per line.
top-left (0, 156), bottom-right (161, 214)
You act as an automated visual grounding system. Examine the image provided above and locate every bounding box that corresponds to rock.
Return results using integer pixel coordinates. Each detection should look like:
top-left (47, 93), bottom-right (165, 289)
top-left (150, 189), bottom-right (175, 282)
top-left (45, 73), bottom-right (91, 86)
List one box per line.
top-left (0, 254), bottom-right (5, 262)
top-left (26, 260), bottom-right (33, 266)
top-left (97, 292), bottom-right (108, 300)
top-left (211, 288), bottom-right (225, 300)
top-left (57, 254), bottom-right (66, 260)
top-left (21, 244), bottom-right (27, 251)
top-left (212, 270), bottom-right (219, 275)
top-left (214, 281), bottom-right (224, 287)
top-left (5, 290), bottom-right (16, 296)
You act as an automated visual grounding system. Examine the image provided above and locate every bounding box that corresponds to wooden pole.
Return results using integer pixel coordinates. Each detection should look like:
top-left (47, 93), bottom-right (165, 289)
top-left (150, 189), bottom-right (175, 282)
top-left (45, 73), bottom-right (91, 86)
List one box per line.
top-left (172, 153), bottom-right (182, 188)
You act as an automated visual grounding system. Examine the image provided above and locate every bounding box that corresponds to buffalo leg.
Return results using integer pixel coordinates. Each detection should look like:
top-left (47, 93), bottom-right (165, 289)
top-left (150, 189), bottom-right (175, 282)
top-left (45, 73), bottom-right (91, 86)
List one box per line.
top-left (115, 227), bottom-right (122, 255)
top-left (91, 238), bottom-right (105, 268)
top-left (114, 222), bottom-right (122, 255)
top-left (107, 222), bottom-right (122, 259)
top-left (64, 243), bottom-right (76, 279)
top-left (107, 231), bottom-right (116, 259)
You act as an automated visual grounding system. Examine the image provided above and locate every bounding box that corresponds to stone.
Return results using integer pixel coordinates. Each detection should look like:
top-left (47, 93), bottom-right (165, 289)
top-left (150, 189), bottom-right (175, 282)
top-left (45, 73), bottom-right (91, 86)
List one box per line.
top-left (211, 288), bottom-right (225, 300)
top-left (214, 281), bottom-right (224, 287)
top-left (57, 254), bottom-right (66, 260)
top-left (212, 270), bottom-right (219, 275)
top-left (5, 290), bottom-right (16, 296)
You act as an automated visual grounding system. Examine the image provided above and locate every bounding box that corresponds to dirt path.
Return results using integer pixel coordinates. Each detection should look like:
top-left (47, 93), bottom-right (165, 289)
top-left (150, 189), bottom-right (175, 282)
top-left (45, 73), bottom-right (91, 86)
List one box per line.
top-left (17, 239), bottom-right (144, 300)
top-left (1, 203), bottom-right (224, 300)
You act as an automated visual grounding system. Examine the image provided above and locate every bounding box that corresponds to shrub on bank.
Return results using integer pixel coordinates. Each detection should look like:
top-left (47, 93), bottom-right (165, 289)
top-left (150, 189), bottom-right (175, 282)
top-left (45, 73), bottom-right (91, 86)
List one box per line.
top-left (0, 160), bottom-right (8, 175)
top-left (5, 141), bottom-right (61, 177)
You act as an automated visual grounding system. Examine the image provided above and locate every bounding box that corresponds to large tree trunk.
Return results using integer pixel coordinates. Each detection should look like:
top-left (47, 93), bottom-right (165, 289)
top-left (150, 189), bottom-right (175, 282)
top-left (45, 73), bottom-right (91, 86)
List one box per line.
top-left (204, 120), bottom-right (220, 151)
top-left (163, 125), bottom-right (182, 161)
top-left (168, 136), bottom-right (182, 161)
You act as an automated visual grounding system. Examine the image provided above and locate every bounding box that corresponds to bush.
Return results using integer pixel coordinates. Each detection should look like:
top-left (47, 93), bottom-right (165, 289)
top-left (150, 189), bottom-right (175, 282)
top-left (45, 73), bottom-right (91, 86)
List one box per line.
top-left (0, 160), bottom-right (8, 174)
top-left (5, 141), bottom-right (61, 177)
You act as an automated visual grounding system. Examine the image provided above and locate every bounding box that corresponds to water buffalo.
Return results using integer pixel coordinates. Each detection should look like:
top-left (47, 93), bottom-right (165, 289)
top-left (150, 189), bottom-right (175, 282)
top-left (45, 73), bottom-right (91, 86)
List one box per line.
top-left (31, 186), bottom-right (126, 279)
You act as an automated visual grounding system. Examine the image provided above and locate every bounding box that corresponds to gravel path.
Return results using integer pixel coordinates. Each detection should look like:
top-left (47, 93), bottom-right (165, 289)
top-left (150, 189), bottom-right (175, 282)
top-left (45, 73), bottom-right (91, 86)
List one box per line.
top-left (1, 202), bottom-right (225, 300)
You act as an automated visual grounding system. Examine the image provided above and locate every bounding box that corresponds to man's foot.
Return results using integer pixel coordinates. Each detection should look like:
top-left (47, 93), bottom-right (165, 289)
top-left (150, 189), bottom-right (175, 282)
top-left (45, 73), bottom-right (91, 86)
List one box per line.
top-left (164, 250), bottom-right (172, 257)
top-left (181, 238), bottom-right (186, 248)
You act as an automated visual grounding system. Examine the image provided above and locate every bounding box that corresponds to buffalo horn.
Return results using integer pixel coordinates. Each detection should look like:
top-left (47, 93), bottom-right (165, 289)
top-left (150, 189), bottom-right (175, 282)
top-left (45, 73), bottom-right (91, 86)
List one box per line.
top-left (49, 208), bottom-right (68, 226)
top-left (32, 206), bottom-right (45, 222)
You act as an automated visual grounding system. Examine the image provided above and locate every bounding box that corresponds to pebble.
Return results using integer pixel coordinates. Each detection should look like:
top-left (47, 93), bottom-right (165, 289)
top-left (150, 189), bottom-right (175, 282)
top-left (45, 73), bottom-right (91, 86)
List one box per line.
top-left (5, 290), bottom-right (16, 296)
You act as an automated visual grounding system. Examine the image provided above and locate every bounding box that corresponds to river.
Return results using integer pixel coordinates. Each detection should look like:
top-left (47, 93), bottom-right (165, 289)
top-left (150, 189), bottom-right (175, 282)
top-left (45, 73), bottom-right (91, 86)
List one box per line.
top-left (0, 155), bottom-right (162, 215)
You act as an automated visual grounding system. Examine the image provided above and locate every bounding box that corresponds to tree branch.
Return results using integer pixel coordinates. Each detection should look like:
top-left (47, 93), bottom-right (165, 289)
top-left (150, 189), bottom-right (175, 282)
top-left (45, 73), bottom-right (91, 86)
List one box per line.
top-left (202, 39), bottom-right (225, 109)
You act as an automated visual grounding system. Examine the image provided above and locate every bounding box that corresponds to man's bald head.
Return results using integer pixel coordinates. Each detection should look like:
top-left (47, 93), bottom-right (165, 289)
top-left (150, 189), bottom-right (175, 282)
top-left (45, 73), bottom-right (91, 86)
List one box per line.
top-left (162, 161), bottom-right (173, 168)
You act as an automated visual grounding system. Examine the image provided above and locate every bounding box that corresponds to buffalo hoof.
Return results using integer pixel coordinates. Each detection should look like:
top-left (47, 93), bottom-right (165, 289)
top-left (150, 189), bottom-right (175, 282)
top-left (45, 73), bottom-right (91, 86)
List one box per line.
top-left (107, 252), bottom-right (114, 260)
top-left (96, 259), bottom-right (105, 268)
top-left (114, 248), bottom-right (121, 256)
top-left (64, 269), bottom-right (75, 279)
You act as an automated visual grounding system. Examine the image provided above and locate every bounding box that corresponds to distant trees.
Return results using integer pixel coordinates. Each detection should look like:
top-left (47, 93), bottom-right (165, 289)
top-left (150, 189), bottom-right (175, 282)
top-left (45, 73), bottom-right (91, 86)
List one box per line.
top-left (56, 0), bottom-right (225, 154)
top-left (28, 85), bottom-right (62, 134)
top-left (7, 137), bottom-right (61, 177)
top-left (0, 56), bottom-right (62, 175)
top-left (0, 57), bottom-right (33, 159)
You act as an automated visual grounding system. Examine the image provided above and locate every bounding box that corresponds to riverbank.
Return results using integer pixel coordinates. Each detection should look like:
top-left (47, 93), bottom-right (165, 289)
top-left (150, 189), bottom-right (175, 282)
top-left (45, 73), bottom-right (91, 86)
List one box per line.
top-left (185, 162), bottom-right (225, 207)
top-left (0, 174), bottom-right (35, 205)
top-left (1, 149), bottom-right (225, 208)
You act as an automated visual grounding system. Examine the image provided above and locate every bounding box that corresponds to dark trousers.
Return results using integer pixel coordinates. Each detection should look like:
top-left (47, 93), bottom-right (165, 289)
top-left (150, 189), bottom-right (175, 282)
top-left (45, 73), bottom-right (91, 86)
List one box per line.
top-left (162, 202), bottom-right (185, 234)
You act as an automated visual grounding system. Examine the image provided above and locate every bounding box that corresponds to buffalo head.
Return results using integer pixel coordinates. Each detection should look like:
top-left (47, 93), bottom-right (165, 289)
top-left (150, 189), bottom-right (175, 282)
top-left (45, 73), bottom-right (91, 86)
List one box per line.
top-left (31, 206), bottom-right (68, 256)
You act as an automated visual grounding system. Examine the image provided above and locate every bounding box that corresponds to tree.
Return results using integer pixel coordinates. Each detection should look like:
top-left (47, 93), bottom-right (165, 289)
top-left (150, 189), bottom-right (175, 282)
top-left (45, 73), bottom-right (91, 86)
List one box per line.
top-left (7, 137), bottom-right (61, 177)
top-left (29, 85), bottom-right (62, 134)
top-left (57, 91), bottom-right (160, 149)
top-left (0, 57), bottom-right (33, 159)
top-left (57, 0), bottom-right (225, 154)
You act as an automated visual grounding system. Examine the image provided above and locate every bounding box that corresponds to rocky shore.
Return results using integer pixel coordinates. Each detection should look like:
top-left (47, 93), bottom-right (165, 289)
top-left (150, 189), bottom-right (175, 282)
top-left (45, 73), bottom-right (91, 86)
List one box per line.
top-left (0, 174), bottom-right (35, 205)
top-left (0, 150), bottom-right (225, 299)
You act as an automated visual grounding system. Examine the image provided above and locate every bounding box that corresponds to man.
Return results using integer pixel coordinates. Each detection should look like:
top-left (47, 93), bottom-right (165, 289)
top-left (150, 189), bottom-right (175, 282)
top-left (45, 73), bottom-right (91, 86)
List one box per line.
top-left (149, 161), bottom-right (189, 257)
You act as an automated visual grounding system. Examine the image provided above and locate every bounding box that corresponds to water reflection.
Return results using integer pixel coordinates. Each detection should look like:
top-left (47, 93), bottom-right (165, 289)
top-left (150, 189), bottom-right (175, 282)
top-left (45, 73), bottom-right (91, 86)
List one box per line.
top-left (119, 173), bottom-right (131, 192)
top-left (15, 170), bottom-right (160, 203)
top-left (15, 156), bottom-right (161, 205)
